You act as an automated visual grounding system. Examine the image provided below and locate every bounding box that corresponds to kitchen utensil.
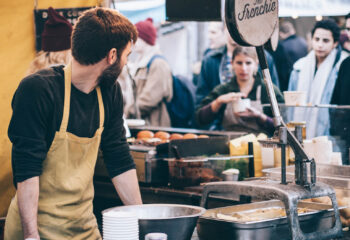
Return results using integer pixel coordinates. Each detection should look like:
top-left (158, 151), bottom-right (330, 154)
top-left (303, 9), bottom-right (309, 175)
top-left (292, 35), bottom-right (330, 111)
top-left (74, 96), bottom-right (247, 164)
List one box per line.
top-left (197, 200), bottom-right (340, 240)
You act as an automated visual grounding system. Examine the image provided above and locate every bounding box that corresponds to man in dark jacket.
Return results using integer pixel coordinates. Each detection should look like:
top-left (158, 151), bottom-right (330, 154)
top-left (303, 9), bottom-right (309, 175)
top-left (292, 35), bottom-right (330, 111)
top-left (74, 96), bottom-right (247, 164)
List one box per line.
top-left (331, 13), bottom-right (350, 106)
top-left (280, 21), bottom-right (308, 65)
top-left (330, 13), bottom-right (350, 165)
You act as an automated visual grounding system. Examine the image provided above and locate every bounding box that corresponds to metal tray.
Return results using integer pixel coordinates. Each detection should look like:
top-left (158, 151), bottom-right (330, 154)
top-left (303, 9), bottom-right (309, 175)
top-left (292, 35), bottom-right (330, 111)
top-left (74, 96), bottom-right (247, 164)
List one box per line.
top-left (263, 164), bottom-right (350, 189)
top-left (156, 136), bottom-right (229, 159)
top-left (197, 200), bottom-right (337, 240)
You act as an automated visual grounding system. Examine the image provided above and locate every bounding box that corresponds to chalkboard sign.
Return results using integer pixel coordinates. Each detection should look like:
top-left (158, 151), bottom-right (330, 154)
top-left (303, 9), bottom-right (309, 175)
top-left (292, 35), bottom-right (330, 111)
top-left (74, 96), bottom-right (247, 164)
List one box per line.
top-left (34, 7), bottom-right (91, 51)
top-left (166, 0), bottom-right (221, 21)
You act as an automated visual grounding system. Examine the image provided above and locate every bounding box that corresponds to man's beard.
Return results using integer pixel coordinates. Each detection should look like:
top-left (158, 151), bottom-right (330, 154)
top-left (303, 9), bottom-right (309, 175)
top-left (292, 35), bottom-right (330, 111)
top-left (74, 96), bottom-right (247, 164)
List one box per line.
top-left (97, 58), bottom-right (123, 88)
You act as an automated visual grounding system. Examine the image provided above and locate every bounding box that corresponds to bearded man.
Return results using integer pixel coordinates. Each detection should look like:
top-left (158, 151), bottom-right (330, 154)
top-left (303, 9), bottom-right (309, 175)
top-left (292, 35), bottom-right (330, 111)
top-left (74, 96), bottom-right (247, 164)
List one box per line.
top-left (5, 8), bottom-right (142, 240)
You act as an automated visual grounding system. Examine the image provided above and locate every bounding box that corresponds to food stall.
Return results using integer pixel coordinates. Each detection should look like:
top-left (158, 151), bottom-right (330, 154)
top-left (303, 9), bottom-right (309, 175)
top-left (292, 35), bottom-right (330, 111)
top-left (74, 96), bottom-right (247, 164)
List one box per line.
top-left (92, 0), bottom-right (350, 239)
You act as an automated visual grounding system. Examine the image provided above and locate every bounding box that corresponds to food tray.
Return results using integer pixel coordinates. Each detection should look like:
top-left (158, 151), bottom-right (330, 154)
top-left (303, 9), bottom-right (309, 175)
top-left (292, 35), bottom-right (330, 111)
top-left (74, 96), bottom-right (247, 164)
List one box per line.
top-left (197, 200), bottom-right (337, 240)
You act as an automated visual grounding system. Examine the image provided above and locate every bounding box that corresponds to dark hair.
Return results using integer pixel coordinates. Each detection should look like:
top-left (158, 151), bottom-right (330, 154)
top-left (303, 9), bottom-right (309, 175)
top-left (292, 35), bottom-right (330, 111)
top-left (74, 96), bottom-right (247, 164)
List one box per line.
top-left (346, 13), bottom-right (350, 20)
top-left (72, 8), bottom-right (138, 65)
top-left (279, 21), bottom-right (295, 34)
top-left (232, 46), bottom-right (257, 62)
top-left (311, 19), bottom-right (340, 43)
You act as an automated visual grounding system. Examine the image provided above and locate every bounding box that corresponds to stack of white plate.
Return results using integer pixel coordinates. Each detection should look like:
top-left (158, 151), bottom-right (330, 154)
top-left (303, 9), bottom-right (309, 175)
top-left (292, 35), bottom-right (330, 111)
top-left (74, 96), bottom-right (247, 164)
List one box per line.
top-left (102, 210), bottom-right (139, 240)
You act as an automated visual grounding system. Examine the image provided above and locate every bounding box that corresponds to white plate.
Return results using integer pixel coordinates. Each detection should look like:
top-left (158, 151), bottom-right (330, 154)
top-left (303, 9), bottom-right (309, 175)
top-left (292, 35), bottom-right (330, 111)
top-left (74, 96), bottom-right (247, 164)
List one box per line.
top-left (125, 119), bottom-right (146, 127)
top-left (103, 219), bottom-right (138, 223)
top-left (103, 228), bottom-right (138, 232)
top-left (103, 234), bottom-right (138, 238)
top-left (103, 232), bottom-right (138, 235)
top-left (103, 221), bottom-right (138, 225)
top-left (104, 237), bottom-right (138, 240)
top-left (103, 231), bottom-right (139, 234)
top-left (102, 219), bottom-right (139, 225)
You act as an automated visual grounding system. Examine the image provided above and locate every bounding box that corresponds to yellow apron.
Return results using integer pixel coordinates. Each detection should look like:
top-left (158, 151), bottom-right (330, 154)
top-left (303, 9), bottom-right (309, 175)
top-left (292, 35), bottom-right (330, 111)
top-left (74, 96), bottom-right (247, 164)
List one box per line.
top-left (5, 63), bottom-right (104, 240)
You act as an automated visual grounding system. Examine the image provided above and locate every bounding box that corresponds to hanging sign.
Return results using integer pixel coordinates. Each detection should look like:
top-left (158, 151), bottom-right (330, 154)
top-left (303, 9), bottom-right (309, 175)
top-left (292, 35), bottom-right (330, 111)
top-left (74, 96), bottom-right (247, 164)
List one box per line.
top-left (225, 0), bottom-right (278, 46)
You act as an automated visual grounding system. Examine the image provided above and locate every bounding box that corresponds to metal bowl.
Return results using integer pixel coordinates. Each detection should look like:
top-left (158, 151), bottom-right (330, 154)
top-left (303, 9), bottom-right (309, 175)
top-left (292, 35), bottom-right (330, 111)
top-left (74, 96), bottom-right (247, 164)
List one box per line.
top-left (102, 204), bottom-right (206, 240)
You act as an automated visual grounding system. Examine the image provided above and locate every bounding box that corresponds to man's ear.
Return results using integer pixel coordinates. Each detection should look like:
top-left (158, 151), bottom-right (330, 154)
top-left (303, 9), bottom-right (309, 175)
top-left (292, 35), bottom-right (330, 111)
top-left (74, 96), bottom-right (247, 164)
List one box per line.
top-left (107, 48), bottom-right (117, 65)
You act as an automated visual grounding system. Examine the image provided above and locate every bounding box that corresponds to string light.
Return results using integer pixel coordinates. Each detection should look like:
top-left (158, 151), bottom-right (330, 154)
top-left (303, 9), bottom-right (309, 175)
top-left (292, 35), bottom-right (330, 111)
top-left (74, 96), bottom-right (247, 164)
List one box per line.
top-left (315, 15), bottom-right (323, 21)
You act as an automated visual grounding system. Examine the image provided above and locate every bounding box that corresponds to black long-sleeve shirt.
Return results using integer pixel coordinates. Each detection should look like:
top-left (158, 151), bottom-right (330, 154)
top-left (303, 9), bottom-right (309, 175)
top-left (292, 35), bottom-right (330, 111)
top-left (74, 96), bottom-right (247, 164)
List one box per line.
top-left (8, 65), bottom-right (135, 184)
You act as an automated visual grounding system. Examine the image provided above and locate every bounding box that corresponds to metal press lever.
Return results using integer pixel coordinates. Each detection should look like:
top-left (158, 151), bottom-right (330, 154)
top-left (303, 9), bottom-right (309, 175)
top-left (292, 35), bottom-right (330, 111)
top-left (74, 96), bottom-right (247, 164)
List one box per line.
top-left (255, 46), bottom-right (316, 189)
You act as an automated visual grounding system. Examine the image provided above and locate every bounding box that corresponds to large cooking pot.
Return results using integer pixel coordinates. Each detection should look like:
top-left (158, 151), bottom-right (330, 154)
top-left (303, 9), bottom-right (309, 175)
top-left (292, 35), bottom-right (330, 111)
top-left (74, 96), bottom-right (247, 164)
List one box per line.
top-left (102, 204), bottom-right (206, 240)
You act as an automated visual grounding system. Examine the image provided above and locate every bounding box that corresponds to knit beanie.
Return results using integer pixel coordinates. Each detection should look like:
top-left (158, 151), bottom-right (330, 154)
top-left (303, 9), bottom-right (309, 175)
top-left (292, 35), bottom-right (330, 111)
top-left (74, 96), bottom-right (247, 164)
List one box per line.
top-left (41, 7), bottom-right (73, 52)
top-left (135, 18), bottom-right (157, 46)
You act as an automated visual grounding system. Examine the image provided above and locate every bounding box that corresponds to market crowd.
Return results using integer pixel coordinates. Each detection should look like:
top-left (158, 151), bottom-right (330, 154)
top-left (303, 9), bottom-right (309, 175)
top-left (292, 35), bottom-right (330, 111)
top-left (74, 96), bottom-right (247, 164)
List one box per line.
top-left (4, 6), bottom-right (350, 239)
top-left (120, 13), bottom-right (350, 137)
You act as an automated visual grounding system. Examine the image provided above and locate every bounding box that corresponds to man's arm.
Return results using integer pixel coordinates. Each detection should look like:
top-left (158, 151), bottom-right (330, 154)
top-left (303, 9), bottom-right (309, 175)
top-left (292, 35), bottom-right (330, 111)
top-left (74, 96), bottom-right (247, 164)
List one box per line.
top-left (111, 169), bottom-right (142, 205)
top-left (17, 176), bottom-right (40, 239)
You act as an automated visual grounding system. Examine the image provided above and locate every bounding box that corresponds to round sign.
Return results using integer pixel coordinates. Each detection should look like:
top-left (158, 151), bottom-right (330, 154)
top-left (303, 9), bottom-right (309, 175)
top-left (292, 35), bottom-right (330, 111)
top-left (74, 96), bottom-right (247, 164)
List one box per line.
top-left (225, 0), bottom-right (279, 46)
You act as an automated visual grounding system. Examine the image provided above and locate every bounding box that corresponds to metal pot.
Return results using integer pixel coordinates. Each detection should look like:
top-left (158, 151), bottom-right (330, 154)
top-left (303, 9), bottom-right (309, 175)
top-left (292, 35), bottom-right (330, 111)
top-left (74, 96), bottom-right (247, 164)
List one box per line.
top-left (102, 204), bottom-right (206, 240)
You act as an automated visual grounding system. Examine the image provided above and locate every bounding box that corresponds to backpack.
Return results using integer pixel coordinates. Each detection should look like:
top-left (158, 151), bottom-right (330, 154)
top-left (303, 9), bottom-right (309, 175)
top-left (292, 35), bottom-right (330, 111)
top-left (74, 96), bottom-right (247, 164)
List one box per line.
top-left (146, 55), bottom-right (196, 128)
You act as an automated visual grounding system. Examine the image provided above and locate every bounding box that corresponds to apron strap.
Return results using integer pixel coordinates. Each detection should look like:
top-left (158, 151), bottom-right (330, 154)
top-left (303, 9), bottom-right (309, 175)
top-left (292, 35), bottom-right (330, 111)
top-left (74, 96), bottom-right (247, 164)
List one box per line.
top-left (60, 63), bottom-right (72, 132)
top-left (61, 63), bottom-right (105, 132)
top-left (256, 85), bottom-right (262, 101)
top-left (96, 87), bottom-right (105, 128)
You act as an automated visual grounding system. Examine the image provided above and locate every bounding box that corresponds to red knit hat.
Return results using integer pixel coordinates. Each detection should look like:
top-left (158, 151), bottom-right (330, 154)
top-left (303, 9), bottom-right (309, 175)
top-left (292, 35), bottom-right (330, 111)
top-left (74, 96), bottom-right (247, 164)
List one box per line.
top-left (41, 7), bottom-right (73, 52)
top-left (135, 18), bottom-right (157, 46)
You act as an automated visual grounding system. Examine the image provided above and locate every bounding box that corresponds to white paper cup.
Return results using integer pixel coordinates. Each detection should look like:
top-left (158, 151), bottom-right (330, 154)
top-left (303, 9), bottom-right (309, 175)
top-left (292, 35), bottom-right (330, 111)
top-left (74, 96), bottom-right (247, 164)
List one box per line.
top-left (232, 98), bottom-right (251, 113)
top-left (222, 169), bottom-right (239, 181)
top-left (283, 91), bottom-right (307, 106)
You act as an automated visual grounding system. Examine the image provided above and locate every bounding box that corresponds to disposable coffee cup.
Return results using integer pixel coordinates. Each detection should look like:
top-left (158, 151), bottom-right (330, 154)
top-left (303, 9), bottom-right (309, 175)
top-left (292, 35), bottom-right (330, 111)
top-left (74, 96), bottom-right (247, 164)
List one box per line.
top-left (232, 98), bottom-right (251, 113)
top-left (222, 168), bottom-right (239, 181)
top-left (283, 91), bottom-right (307, 106)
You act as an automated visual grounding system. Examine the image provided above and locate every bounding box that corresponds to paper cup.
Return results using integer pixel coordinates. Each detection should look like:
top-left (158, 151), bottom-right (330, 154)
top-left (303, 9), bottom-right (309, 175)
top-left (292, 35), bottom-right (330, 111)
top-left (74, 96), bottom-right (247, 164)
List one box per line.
top-left (232, 98), bottom-right (251, 113)
top-left (283, 91), bottom-right (307, 106)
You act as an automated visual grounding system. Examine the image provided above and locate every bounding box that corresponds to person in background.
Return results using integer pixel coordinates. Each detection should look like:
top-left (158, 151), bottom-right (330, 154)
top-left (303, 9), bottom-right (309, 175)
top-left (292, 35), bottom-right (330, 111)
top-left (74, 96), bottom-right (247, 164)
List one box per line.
top-left (206, 22), bottom-right (227, 55)
top-left (5, 8), bottom-right (142, 240)
top-left (289, 19), bottom-right (348, 106)
top-left (26, 7), bottom-right (72, 75)
top-left (266, 41), bottom-right (293, 92)
top-left (192, 21), bottom-right (226, 86)
top-left (339, 32), bottom-right (350, 53)
top-left (195, 27), bottom-right (280, 114)
top-left (125, 18), bottom-right (173, 127)
top-left (279, 21), bottom-right (308, 65)
top-left (329, 13), bottom-right (350, 165)
top-left (196, 46), bottom-right (284, 136)
top-left (288, 19), bottom-right (348, 138)
top-left (332, 12), bottom-right (350, 105)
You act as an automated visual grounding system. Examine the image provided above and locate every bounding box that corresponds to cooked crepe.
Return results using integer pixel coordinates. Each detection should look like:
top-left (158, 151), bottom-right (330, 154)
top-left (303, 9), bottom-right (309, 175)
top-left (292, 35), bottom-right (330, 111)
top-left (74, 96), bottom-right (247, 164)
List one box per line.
top-left (216, 207), bottom-right (312, 222)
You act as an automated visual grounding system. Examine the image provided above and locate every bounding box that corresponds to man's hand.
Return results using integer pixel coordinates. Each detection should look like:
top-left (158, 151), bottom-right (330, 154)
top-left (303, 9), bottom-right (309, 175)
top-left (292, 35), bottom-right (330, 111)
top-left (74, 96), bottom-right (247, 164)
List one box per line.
top-left (17, 177), bottom-right (40, 240)
top-left (112, 169), bottom-right (142, 205)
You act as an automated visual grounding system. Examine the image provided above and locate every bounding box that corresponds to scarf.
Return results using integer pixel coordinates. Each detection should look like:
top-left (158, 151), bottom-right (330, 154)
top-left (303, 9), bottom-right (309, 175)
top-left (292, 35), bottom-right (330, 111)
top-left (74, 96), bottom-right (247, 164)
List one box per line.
top-left (296, 49), bottom-right (337, 104)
